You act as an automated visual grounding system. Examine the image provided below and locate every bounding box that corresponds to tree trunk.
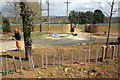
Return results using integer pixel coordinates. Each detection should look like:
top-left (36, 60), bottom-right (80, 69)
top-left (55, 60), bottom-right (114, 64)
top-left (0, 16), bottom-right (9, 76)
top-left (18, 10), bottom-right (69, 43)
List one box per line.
top-left (22, 17), bottom-right (32, 60)
top-left (105, 1), bottom-right (114, 58)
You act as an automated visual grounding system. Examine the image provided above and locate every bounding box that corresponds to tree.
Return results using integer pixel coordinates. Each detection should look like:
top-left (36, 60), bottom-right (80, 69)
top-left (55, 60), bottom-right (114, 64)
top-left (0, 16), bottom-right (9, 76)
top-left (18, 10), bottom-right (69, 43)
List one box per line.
top-left (93, 9), bottom-right (104, 24)
top-left (2, 17), bottom-right (11, 32)
top-left (68, 11), bottom-right (79, 24)
top-left (79, 11), bottom-right (86, 24)
top-left (19, 2), bottom-right (35, 60)
top-left (84, 11), bottom-right (94, 24)
top-left (69, 11), bottom-right (94, 24)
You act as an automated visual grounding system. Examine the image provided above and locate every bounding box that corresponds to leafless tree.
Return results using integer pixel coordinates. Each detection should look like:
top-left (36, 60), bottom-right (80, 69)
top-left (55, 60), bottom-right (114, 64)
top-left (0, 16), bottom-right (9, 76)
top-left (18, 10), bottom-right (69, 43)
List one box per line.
top-left (6, 1), bottom-right (21, 25)
top-left (99, 0), bottom-right (120, 56)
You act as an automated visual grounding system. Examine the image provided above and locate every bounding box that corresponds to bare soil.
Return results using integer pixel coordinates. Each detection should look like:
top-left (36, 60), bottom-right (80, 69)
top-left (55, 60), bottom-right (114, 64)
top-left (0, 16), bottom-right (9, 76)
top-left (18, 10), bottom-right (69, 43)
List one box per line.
top-left (1, 43), bottom-right (119, 79)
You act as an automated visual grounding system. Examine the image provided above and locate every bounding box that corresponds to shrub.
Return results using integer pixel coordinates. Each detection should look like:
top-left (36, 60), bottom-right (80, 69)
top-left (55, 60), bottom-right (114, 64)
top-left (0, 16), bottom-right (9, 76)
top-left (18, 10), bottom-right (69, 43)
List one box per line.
top-left (2, 17), bottom-right (11, 32)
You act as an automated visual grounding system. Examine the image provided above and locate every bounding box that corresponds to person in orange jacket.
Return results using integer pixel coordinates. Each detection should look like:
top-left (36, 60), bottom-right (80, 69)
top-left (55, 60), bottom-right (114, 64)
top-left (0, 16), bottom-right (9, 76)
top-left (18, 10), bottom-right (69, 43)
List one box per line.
top-left (13, 29), bottom-right (22, 51)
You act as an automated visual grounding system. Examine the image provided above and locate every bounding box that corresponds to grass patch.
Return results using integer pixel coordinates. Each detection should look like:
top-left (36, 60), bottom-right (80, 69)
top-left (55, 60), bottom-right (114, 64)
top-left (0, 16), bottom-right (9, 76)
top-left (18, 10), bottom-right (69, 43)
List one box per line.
top-left (2, 69), bottom-right (14, 76)
top-left (18, 72), bottom-right (24, 75)
top-left (107, 70), bottom-right (115, 73)
top-left (18, 77), bottom-right (23, 79)
top-left (76, 24), bottom-right (85, 29)
top-left (114, 62), bottom-right (120, 64)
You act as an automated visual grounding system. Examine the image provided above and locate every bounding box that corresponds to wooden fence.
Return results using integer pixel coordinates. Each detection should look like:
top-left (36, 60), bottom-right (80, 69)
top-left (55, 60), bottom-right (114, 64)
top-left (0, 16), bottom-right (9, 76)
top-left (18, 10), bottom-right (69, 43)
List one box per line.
top-left (10, 24), bottom-right (72, 33)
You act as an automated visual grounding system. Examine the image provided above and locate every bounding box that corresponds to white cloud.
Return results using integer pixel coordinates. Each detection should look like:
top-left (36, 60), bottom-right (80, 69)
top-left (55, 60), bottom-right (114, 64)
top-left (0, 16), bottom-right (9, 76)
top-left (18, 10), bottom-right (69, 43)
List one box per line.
top-left (0, 0), bottom-right (119, 16)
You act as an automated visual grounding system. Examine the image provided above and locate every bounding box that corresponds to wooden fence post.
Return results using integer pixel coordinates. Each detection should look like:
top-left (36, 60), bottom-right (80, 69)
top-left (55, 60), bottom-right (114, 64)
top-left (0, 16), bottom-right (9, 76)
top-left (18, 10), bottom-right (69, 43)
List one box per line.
top-left (110, 45), bottom-right (115, 59)
top-left (12, 56), bottom-right (17, 72)
top-left (115, 45), bottom-right (118, 58)
top-left (102, 46), bottom-right (107, 61)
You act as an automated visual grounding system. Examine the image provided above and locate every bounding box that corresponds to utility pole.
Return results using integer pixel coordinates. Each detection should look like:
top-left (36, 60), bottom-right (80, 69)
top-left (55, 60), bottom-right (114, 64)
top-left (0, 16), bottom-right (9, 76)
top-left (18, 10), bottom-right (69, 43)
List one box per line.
top-left (40, 0), bottom-right (42, 32)
top-left (46, 0), bottom-right (50, 32)
top-left (64, 0), bottom-right (70, 23)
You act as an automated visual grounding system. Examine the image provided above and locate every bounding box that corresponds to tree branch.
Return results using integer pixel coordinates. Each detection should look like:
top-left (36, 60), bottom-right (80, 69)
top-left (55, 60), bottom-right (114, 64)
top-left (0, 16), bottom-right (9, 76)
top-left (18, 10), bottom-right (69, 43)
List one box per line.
top-left (112, 8), bottom-right (120, 15)
top-left (99, 2), bottom-right (109, 17)
top-left (6, 2), bottom-right (15, 8)
top-left (107, 2), bottom-right (112, 7)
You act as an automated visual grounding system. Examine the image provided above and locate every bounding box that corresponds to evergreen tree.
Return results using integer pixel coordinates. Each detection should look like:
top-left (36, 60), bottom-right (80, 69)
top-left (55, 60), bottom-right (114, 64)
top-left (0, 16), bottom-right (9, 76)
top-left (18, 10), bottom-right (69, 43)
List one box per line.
top-left (93, 9), bottom-right (104, 24)
top-left (2, 17), bottom-right (11, 32)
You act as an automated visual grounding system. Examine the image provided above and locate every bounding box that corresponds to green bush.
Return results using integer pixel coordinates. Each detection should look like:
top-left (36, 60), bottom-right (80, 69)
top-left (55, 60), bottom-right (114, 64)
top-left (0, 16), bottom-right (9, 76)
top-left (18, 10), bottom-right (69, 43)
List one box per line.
top-left (2, 17), bottom-right (11, 32)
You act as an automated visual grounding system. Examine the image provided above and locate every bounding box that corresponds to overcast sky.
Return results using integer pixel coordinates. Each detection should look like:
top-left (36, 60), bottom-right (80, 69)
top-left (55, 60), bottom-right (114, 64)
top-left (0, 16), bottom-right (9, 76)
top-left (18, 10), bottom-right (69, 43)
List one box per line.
top-left (0, 0), bottom-right (119, 17)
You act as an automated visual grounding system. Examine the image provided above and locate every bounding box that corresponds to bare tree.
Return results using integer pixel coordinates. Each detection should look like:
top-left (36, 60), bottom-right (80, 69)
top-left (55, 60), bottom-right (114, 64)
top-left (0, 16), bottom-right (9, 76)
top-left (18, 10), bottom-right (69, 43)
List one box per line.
top-left (99, 0), bottom-right (120, 57)
top-left (6, 1), bottom-right (20, 25)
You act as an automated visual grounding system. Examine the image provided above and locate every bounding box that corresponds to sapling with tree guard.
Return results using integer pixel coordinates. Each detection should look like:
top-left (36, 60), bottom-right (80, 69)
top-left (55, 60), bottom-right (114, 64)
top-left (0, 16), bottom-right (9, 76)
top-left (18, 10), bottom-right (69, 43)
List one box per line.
top-left (58, 54), bottom-right (61, 67)
top-left (76, 48), bottom-right (80, 63)
top-left (96, 49), bottom-right (99, 63)
top-left (19, 57), bottom-right (23, 72)
top-left (61, 54), bottom-right (64, 65)
top-left (41, 54), bottom-right (44, 67)
top-left (0, 58), bottom-right (4, 72)
top-left (84, 49), bottom-right (87, 64)
top-left (13, 56), bottom-right (17, 72)
top-left (46, 53), bottom-right (48, 69)
top-left (6, 57), bottom-right (8, 75)
top-left (53, 52), bottom-right (56, 66)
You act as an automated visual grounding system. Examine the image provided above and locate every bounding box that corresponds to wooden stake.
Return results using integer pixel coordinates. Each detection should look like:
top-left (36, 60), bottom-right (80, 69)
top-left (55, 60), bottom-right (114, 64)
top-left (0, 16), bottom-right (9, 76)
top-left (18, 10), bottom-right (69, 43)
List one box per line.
top-left (19, 57), bottom-right (23, 72)
top-left (12, 56), bottom-right (17, 72)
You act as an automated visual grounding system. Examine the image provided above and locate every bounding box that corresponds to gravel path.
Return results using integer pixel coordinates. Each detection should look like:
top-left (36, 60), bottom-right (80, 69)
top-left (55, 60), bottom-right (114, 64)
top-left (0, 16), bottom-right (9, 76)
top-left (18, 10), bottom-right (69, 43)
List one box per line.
top-left (0, 28), bottom-right (117, 52)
